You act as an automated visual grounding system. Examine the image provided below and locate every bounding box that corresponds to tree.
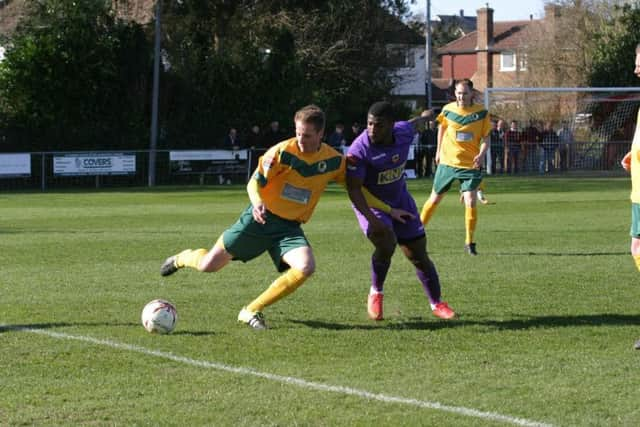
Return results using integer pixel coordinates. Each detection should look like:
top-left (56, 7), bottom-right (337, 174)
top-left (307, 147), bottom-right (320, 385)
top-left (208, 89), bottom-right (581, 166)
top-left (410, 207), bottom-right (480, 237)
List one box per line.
top-left (0, 0), bottom-right (151, 150)
top-left (589, 3), bottom-right (640, 87)
top-left (0, 0), bottom-right (418, 151)
top-left (158, 0), bottom-right (413, 147)
top-left (522, 0), bottom-right (640, 88)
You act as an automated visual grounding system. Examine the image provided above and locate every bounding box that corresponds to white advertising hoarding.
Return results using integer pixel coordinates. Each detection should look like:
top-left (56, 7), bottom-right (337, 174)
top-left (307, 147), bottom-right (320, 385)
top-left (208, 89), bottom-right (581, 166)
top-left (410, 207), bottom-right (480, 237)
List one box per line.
top-left (53, 153), bottom-right (136, 176)
top-left (0, 153), bottom-right (31, 177)
top-left (170, 149), bottom-right (248, 161)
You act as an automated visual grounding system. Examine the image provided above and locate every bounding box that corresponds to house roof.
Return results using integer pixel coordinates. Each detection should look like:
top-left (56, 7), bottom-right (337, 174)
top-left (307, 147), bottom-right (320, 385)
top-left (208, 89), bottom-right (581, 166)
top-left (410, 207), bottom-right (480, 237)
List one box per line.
top-left (436, 19), bottom-right (541, 54)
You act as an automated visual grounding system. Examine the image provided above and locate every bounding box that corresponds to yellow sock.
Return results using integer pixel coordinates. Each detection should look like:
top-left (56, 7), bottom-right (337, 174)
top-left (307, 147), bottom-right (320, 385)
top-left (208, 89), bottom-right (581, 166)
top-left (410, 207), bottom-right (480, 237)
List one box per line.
top-left (634, 255), bottom-right (640, 272)
top-left (420, 200), bottom-right (438, 225)
top-left (175, 248), bottom-right (208, 270)
top-left (246, 268), bottom-right (308, 313)
top-left (465, 206), bottom-right (477, 245)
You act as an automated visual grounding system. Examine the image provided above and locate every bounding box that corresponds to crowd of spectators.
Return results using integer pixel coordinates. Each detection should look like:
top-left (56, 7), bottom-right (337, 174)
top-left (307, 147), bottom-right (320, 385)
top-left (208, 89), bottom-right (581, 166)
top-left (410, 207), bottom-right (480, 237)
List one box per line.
top-left (219, 114), bottom-right (628, 178)
top-left (487, 119), bottom-right (575, 174)
top-left (217, 120), bottom-right (364, 155)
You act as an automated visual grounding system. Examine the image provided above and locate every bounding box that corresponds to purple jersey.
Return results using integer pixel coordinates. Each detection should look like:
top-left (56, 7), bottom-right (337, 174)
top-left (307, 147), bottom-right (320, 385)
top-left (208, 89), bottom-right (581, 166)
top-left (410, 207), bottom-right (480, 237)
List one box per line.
top-left (346, 121), bottom-right (415, 206)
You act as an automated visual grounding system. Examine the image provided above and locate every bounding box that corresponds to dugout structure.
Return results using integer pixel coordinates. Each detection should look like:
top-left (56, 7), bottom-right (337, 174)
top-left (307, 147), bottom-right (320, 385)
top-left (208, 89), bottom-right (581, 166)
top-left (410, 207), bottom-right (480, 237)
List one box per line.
top-left (483, 87), bottom-right (640, 175)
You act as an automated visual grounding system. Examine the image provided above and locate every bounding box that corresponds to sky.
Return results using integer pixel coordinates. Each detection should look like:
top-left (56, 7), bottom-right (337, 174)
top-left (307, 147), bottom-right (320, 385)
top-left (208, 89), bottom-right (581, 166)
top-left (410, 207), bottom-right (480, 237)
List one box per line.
top-left (411, 0), bottom-right (547, 22)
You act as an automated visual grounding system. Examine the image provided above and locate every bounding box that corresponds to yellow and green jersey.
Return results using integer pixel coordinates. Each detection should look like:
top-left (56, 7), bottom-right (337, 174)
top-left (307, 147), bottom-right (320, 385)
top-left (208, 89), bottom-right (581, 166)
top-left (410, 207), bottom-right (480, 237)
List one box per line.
top-left (254, 137), bottom-right (345, 223)
top-left (437, 102), bottom-right (491, 169)
top-left (631, 109), bottom-right (640, 203)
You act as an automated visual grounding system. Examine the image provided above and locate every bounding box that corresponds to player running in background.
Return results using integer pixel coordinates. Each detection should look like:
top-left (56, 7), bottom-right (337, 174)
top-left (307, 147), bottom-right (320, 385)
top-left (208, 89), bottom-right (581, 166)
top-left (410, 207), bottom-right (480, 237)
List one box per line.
top-left (160, 105), bottom-right (407, 329)
top-left (346, 102), bottom-right (455, 321)
top-left (419, 78), bottom-right (491, 256)
top-left (620, 43), bottom-right (640, 350)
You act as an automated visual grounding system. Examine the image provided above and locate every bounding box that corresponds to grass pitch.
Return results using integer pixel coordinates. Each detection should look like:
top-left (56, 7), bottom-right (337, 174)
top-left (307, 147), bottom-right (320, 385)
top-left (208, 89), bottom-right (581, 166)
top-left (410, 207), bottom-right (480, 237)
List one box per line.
top-left (2, 177), bottom-right (640, 426)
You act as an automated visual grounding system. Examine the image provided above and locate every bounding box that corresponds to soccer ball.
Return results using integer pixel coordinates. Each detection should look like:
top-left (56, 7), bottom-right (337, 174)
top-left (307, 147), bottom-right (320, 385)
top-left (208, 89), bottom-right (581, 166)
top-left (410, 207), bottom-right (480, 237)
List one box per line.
top-left (141, 299), bottom-right (178, 334)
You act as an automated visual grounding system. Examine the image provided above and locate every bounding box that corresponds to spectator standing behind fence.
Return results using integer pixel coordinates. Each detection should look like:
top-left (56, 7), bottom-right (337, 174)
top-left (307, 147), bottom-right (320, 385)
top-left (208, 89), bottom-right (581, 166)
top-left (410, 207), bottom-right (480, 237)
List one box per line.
top-left (412, 113), bottom-right (429, 178)
top-left (557, 121), bottom-right (574, 171)
top-left (223, 128), bottom-right (242, 150)
top-left (246, 125), bottom-right (264, 174)
top-left (262, 120), bottom-right (286, 147)
top-left (504, 120), bottom-right (522, 174)
top-left (522, 121), bottom-right (540, 172)
top-left (489, 119), bottom-right (505, 174)
top-left (246, 125), bottom-right (262, 149)
top-left (539, 121), bottom-right (559, 174)
top-left (418, 119), bottom-right (438, 178)
top-left (327, 122), bottom-right (348, 153)
top-left (348, 122), bottom-right (363, 144)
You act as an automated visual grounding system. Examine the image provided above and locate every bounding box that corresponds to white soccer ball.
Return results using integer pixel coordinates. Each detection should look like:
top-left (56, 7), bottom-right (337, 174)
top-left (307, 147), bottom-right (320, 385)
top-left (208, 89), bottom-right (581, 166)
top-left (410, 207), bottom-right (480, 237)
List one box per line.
top-left (141, 299), bottom-right (178, 334)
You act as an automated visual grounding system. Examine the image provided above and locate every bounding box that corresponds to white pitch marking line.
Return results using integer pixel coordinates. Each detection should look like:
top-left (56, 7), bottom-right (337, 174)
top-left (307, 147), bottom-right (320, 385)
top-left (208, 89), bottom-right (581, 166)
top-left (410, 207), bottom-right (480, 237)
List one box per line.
top-left (14, 327), bottom-right (553, 427)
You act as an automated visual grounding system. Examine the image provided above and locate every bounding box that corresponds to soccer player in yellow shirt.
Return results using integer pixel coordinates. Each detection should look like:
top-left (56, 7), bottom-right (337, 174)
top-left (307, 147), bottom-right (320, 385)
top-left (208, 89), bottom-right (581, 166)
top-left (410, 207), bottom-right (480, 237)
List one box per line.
top-left (620, 43), bottom-right (640, 349)
top-left (159, 105), bottom-right (408, 329)
top-left (419, 78), bottom-right (491, 255)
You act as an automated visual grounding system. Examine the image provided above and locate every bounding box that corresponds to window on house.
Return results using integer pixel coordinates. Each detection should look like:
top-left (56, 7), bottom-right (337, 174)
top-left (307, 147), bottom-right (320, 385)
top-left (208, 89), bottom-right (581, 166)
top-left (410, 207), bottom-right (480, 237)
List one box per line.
top-left (387, 45), bottom-right (415, 68)
top-left (500, 51), bottom-right (516, 71)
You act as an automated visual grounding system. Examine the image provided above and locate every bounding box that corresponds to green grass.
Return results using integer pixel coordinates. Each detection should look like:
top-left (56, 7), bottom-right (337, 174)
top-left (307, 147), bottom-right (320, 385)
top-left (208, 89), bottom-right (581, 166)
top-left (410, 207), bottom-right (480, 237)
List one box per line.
top-left (2, 176), bottom-right (640, 426)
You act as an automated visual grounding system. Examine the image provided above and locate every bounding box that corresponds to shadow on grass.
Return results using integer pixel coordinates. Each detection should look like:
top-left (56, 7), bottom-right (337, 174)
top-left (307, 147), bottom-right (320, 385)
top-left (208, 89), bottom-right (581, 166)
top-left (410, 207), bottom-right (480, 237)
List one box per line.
top-left (0, 322), bottom-right (216, 336)
top-left (471, 314), bottom-right (640, 330)
top-left (289, 318), bottom-right (455, 331)
top-left (500, 251), bottom-right (628, 256)
top-left (0, 322), bottom-right (76, 332)
top-left (290, 313), bottom-right (640, 331)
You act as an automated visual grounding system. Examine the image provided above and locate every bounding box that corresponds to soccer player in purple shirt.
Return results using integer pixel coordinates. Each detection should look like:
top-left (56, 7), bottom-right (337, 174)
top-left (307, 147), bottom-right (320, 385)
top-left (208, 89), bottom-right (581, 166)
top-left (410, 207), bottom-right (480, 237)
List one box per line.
top-left (346, 101), bottom-right (455, 321)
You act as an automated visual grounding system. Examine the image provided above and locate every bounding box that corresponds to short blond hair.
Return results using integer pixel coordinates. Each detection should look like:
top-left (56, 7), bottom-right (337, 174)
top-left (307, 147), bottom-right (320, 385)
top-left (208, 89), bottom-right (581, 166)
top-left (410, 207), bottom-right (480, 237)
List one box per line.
top-left (294, 105), bottom-right (325, 132)
top-left (637, 43), bottom-right (640, 54)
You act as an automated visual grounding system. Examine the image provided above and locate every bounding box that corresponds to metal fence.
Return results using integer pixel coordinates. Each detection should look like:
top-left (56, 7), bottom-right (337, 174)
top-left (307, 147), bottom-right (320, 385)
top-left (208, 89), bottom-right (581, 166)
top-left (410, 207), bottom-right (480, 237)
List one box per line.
top-left (0, 141), bottom-right (632, 192)
top-left (0, 149), bottom-right (264, 191)
top-left (412, 140), bottom-right (631, 178)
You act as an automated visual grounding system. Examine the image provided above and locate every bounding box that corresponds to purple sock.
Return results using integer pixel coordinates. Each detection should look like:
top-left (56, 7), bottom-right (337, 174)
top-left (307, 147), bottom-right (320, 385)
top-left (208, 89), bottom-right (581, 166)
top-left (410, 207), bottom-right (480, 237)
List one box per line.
top-left (416, 262), bottom-right (441, 305)
top-left (371, 257), bottom-right (390, 293)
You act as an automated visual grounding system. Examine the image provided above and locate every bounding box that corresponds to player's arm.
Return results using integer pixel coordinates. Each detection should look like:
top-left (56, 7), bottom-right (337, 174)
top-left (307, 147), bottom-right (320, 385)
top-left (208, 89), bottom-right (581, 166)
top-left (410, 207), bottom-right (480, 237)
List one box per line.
top-left (622, 151), bottom-right (632, 172)
top-left (408, 109), bottom-right (434, 133)
top-left (247, 178), bottom-right (267, 224)
top-left (345, 176), bottom-right (413, 227)
top-left (473, 138), bottom-right (489, 169)
top-left (435, 122), bottom-right (445, 164)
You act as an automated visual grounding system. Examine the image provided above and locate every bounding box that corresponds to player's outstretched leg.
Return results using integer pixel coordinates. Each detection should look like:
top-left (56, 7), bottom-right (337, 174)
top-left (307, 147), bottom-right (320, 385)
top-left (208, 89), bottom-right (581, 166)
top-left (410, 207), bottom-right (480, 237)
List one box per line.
top-left (160, 249), bottom-right (207, 276)
top-left (160, 255), bottom-right (179, 276)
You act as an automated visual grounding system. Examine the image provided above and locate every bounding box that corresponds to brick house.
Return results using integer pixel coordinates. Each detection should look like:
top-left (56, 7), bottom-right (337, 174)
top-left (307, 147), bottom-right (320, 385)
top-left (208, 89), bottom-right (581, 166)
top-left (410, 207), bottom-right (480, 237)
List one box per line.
top-left (437, 5), bottom-right (561, 96)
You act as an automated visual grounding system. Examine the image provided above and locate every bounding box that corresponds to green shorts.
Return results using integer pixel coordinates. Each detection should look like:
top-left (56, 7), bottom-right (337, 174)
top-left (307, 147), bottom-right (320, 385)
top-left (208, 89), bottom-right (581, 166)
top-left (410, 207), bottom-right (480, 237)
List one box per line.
top-left (631, 203), bottom-right (640, 238)
top-left (432, 164), bottom-right (482, 194)
top-left (222, 205), bottom-right (310, 272)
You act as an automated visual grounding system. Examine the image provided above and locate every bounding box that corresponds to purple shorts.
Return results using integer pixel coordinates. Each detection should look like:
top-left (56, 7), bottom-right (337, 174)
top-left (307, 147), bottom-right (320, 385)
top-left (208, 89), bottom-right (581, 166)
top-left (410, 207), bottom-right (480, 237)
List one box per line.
top-left (352, 192), bottom-right (425, 243)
